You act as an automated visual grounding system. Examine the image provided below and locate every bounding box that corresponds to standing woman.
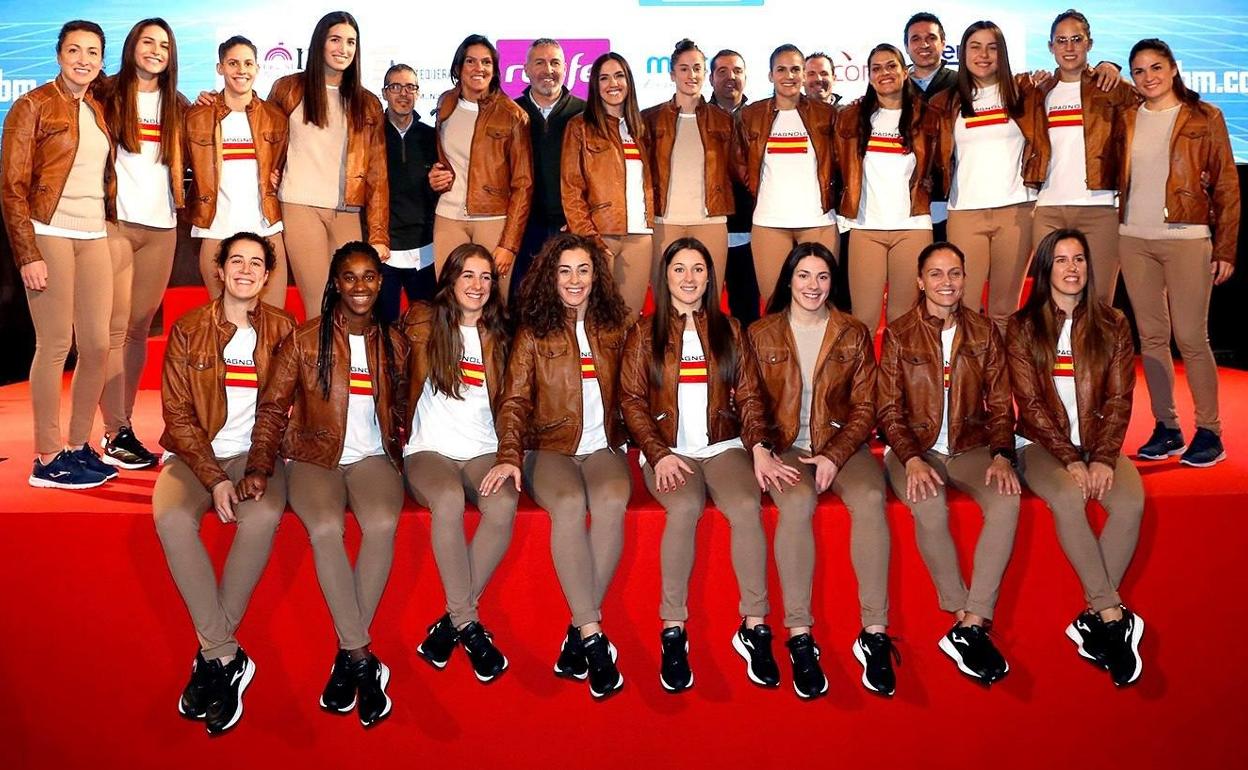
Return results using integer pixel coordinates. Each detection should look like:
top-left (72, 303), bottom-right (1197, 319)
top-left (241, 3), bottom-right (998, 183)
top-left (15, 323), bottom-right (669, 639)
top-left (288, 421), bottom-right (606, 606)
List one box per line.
top-left (619, 237), bottom-right (794, 693)
top-left (561, 52), bottom-right (654, 318)
top-left (835, 43), bottom-right (940, 336)
top-left (240, 242), bottom-right (408, 727)
top-left (1118, 38), bottom-right (1239, 467)
top-left (877, 241), bottom-right (1020, 685)
top-left (153, 233), bottom-right (296, 734)
top-left (736, 44), bottom-right (839, 307)
top-left (268, 11), bottom-right (389, 317)
top-left (95, 18), bottom-right (185, 470)
top-left (401, 244), bottom-right (516, 683)
top-left (1007, 229), bottom-right (1146, 686)
top-left (642, 39), bottom-right (733, 290)
top-left (749, 243), bottom-right (894, 698)
top-left (428, 34), bottom-right (533, 299)
top-left (3, 20), bottom-right (118, 489)
top-left (480, 233), bottom-right (634, 700)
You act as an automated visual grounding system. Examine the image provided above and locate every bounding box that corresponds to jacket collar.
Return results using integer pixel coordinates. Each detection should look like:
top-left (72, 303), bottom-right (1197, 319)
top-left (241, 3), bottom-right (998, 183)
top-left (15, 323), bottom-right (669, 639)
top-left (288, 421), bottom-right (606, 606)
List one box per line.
top-left (210, 296), bottom-right (269, 333)
top-left (709, 93), bottom-right (747, 114)
top-left (213, 91), bottom-right (259, 121)
top-left (331, 305), bottom-right (380, 339)
top-left (919, 301), bottom-right (966, 329)
top-left (662, 94), bottom-right (707, 115)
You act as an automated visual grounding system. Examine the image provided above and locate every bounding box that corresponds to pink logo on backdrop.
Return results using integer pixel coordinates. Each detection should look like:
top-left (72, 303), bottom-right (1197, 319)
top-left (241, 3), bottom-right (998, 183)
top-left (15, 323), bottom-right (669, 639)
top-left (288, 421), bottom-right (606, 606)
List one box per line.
top-left (497, 38), bottom-right (611, 100)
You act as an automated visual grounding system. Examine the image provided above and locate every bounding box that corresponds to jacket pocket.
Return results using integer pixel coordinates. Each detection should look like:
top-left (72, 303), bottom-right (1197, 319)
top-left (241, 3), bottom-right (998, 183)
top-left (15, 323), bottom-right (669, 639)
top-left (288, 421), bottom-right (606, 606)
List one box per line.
top-left (535, 416), bottom-right (569, 433)
top-left (38, 120), bottom-right (70, 138)
top-left (261, 130), bottom-right (284, 143)
top-left (538, 340), bottom-right (569, 359)
top-left (188, 133), bottom-right (214, 147)
top-left (189, 354), bottom-right (215, 373)
top-left (901, 351), bottom-right (932, 367)
top-left (757, 347), bottom-right (789, 366)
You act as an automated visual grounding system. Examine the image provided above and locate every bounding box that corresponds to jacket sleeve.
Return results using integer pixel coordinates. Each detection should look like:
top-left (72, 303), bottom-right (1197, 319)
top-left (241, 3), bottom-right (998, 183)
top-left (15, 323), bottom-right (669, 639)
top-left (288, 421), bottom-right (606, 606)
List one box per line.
top-left (730, 112), bottom-right (750, 190)
top-left (1089, 314), bottom-right (1136, 466)
top-left (2, 97), bottom-right (42, 267)
top-left (983, 324), bottom-right (1017, 458)
top-left (493, 329), bottom-right (537, 468)
top-left (823, 327), bottom-right (877, 468)
top-left (618, 323), bottom-right (671, 467)
top-left (731, 320), bottom-right (769, 452)
top-left (1206, 107), bottom-right (1241, 264)
top-left (159, 323), bottom-right (229, 490)
top-left (876, 327), bottom-right (923, 464)
top-left (244, 332), bottom-right (300, 477)
top-left (499, 109), bottom-right (533, 255)
top-left (1005, 317), bottom-right (1081, 466)
top-left (559, 119), bottom-right (604, 248)
top-left (364, 100), bottom-right (390, 248)
top-left (388, 330), bottom-right (411, 450)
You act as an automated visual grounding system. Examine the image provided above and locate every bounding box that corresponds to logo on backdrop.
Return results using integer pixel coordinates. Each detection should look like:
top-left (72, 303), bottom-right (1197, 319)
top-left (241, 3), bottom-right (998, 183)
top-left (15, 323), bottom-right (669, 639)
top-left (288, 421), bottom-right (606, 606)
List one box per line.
top-left (497, 38), bottom-right (611, 100)
top-left (262, 43), bottom-right (301, 79)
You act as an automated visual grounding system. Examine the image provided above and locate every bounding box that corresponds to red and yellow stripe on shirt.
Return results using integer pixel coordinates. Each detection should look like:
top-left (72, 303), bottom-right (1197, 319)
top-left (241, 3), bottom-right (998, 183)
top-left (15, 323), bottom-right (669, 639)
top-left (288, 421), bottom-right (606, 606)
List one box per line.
top-left (223, 141), bottom-right (257, 161)
top-left (1053, 354), bottom-right (1075, 378)
top-left (224, 363), bottom-right (258, 389)
top-left (867, 134), bottom-right (906, 154)
top-left (1046, 107), bottom-right (1083, 128)
top-left (965, 107), bottom-right (1008, 128)
top-left (349, 371), bottom-right (373, 396)
top-left (622, 142), bottom-right (642, 161)
top-left (943, 364), bottom-right (951, 388)
top-left (678, 359), bottom-right (708, 384)
top-left (580, 355), bottom-right (597, 380)
top-left (138, 122), bottom-right (162, 143)
top-left (460, 360), bottom-right (485, 388)
top-left (766, 134), bottom-right (809, 154)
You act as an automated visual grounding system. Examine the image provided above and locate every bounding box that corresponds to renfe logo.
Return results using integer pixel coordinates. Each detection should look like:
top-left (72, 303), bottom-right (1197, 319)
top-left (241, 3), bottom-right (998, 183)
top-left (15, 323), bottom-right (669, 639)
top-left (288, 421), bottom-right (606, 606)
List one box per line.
top-left (497, 38), bottom-right (611, 100)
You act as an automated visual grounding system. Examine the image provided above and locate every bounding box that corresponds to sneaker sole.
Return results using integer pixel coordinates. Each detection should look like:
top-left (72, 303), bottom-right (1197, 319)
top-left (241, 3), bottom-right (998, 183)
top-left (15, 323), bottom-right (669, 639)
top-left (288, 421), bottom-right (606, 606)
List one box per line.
top-left (415, 643), bottom-right (451, 669)
top-left (1137, 445), bottom-right (1186, 461)
top-left (473, 655), bottom-right (509, 684)
top-left (792, 674), bottom-right (829, 700)
top-left (100, 452), bottom-right (156, 470)
top-left (732, 632), bottom-right (779, 688)
top-left (1114, 615), bottom-right (1145, 687)
top-left (318, 662), bottom-right (357, 713)
top-left (851, 640), bottom-right (895, 696)
top-left (208, 657), bottom-right (255, 734)
top-left (28, 474), bottom-right (108, 490)
top-left (938, 636), bottom-right (1006, 684)
top-left (1179, 451), bottom-right (1226, 468)
top-left (553, 663), bottom-right (589, 680)
top-left (1063, 623), bottom-right (1108, 668)
top-left (361, 663), bottom-right (392, 727)
top-left (589, 672), bottom-right (624, 700)
top-left (177, 697), bottom-right (206, 720)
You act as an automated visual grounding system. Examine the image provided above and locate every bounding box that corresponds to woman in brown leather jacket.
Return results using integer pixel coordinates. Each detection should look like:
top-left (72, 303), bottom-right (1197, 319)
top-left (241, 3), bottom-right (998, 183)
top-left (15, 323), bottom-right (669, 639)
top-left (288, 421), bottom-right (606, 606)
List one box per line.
top-left (1118, 38), bottom-right (1239, 468)
top-left (619, 237), bottom-right (794, 694)
top-left (153, 232), bottom-right (296, 735)
top-left (1007, 228), bottom-right (1145, 688)
top-left (560, 52), bottom-right (653, 318)
top-left (400, 244), bottom-right (515, 683)
top-left (240, 242), bottom-right (408, 727)
top-left (480, 233), bottom-right (633, 699)
top-left (878, 240), bottom-right (1019, 685)
top-left (749, 242), bottom-right (893, 699)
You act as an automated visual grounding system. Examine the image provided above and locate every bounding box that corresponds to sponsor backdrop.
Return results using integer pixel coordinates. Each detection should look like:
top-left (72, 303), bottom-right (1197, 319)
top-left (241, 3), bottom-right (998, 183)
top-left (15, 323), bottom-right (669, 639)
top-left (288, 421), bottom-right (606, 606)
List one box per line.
top-left (0, 1), bottom-right (1245, 158)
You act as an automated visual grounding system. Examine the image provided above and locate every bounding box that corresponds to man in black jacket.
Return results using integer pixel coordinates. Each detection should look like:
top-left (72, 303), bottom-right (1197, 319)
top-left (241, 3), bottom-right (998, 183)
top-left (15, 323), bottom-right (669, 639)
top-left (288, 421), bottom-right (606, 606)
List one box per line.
top-left (511, 38), bottom-right (586, 294)
top-left (709, 48), bottom-right (760, 325)
top-left (380, 63), bottom-right (438, 322)
top-left (904, 12), bottom-right (957, 100)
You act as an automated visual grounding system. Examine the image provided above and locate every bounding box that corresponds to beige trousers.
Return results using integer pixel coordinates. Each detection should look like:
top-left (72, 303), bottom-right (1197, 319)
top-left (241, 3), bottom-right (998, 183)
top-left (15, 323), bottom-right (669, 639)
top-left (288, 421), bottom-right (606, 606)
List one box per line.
top-left (750, 224), bottom-right (840, 306)
top-left (847, 228), bottom-right (931, 337)
top-left (281, 203), bottom-right (363, 318)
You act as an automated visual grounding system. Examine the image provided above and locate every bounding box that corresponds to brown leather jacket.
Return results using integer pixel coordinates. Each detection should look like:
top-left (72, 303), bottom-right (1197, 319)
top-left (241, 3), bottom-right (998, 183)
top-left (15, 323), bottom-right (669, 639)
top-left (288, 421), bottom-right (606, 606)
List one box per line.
top-left (619, 310), bottom-right (768, 466)
top-left (877, 304), bottom-right (1015, 463)
top-left (834, 96), bottom-right (941, 219)
top-left (1035, 71), bottom-right (1137, 193)
top-left (184, 93), bottom-right (288, 229)
top-left (434, 89), bottom-right (534, 254)
top-left (92, 73), bottom-right (188, 209)
top-left (734, 96), bottom-right (838, 213)
top-left (1007, 303), bottom-right (1134, 467)
top-left (560, 113), bottom-right (654, 248)
top-left (494, 311), bottom-right (630, 467)
top-left (1117, 100), bottom-right (1241, 264)
top-left (159, 298), bottom-right (297, 490)
top-left (748, 308), bottom-right (877, 467)
top-left (929, 75), bottom-right (1048, 195)
top-left (641, 96), bottom-right (735, 219)
top-left (398, 301), bottom-right (508, 432)
top-left (2, 76), bottom-right (116, 267)
top-left (267, 74), bottom-right (390, 246)
top-left (246, 310), bottom-right (410, 474)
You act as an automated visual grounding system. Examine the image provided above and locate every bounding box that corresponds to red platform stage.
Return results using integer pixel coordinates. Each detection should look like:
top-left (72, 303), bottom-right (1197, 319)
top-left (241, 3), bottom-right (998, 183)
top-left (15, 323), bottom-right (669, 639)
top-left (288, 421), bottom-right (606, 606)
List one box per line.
top-left (1, 361), bottom-right (1245, 768)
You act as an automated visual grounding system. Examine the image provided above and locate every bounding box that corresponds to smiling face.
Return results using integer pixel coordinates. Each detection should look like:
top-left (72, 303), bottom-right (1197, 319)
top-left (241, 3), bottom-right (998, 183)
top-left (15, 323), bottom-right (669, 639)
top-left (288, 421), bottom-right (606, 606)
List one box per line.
top-left (906, 21), bottom-right (944, 70)
top-left (1049, 17), bottom-right (1092, 76)
top-left (133, 25), bottom-right (170, 78)
top-left (525, 43), bottom-right (565, 101)
top-left (869, 50), bottom-right (905, 97)
top-left (666, 248), bottom-right (709, 313)
top-left (965, 28), bottom-right (1001, 84)
top-left (453, 255), bottom-right (493, 317)
top-left (770, 51), bottom-right (805, 99)
top-left (217, 239), bottom-right (270, 302)
top-left (334, 252), bottom-right (382, 320)
top-left (58, 30), bottom-right (103, 92)
top-left (803, 56), bottom-right (835, 101)
top-left (917, 248), bottom-right (965, 311)
top-left (596, 59), bottom-right (629, 109)
top-left (322, 23), bottom-right (357, 73)
top-left (789, 254), bottom-right (832, 313)
top-left (218, 44), bottom-right (258, 98)
top-left (671, 50), bottom-right (705, 98)
top-left (1130, 48), bottom-right (1177, 102)
top-left (711, 53), bottom-right (745, 106)
top-left (555, 247), bottom-right (594, 313)
top-left (460, 44), bottom-right (495, 99)
top-left (1048, 238), bottom-right (1088, 302)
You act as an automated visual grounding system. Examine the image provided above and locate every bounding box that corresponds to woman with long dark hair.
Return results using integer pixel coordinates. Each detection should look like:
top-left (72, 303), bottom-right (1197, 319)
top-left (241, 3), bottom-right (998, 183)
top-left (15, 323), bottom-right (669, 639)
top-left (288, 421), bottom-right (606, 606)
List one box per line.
top-left (834, 43), bottom-right (939, 336)
top-left (619, 237), bottom-right (794, 693)
top-left (878, 240), bottom-right (1020, 685)
top-left (240, 242), bottom-right (408, 727)
top-left (267, 11), bottom-right (389, 317)
top-left (1118, 38), bottom-right (1239, 467)
top-left (401, 243), bottom-right (516, 683)
top-left (480, 233), bottom-right (633, 699)
top-left (561, 52), bottom-right (653, 317)
top-left (749, 242), bottom-right (893, 698)
top-left (1008, 228), bottom-right (1145, 687)
top-left (428, 34), bottom-right (533, 299)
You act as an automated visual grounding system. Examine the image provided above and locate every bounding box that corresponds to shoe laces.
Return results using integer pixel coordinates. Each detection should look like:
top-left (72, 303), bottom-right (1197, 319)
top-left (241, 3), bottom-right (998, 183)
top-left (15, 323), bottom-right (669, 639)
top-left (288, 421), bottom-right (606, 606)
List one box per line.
top-left (863, 632), bottom-right (902, 667)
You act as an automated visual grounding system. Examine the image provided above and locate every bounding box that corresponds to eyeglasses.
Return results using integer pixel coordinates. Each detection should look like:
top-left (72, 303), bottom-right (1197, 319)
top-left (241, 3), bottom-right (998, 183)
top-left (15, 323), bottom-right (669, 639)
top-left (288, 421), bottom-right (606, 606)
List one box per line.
top-left (384, 83), bottom-right (419, 94)
top-left (1053, 34), bottom-right (1087, 46)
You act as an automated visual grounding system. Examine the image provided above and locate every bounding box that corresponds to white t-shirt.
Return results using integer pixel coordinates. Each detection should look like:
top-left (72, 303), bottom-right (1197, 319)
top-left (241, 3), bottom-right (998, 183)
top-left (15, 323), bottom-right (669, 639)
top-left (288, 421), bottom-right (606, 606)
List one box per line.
top-left (620, 121), bottom-right (651, 235)
top-left (1054, 319), bottom-right (1081, 446)
top-left (1037, 80), bottom-right (1116, 208)
top-left (575, 321), bottom-right (610, 455)
top-left (931, 325), bottom-right (957, 455)
top-left (671, 328), bottom-right (743, 459)
top-left (404, 325), bottom-right (498, 461)
top-left (191, 111), bottom-right (283, 240)
top-left (339, 334), bottom-right (386, 464)
top-left (949, 84), bottom-right (1035, 211)
top-left (851, 108), bottom-right (932, 231)
top-left (115, 89), bottom-right (176, 229)
top-left (753, 108), bottom-right (837, 228)
top-left (210, 326), bottom-right (259, 459)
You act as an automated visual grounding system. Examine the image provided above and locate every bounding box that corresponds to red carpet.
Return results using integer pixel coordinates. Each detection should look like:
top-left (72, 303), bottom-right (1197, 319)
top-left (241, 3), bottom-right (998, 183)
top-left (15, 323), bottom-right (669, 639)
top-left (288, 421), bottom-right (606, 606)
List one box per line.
top-left (1, 365), bottom-right (1244, 768)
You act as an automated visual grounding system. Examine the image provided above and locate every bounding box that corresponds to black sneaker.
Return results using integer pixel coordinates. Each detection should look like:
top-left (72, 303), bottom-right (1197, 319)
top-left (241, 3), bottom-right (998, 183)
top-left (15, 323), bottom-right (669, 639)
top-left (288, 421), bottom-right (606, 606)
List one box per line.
top-left (732, 621), bottom-right (781, 687)
top-left (553, 625), bottom-right (588, 680)
top-left (319, 650), bottom-right (357, 713)
top-left (582, 632), bottom-right (623, 699)
top-left (205, 649), bottom-right (255, 735)
top-left (70, 443), bottom-right (119, 480)
top-left (1179, 428), bottom-right (1226, 468)
top-left (787, 633), bottom-right (828, 700)
top-left (1137, 422), bottom-right (1186, 460)
top-left (659, 626), bottom-right (693, 693)
top-left (938, 623), bottom-right (1009, 684)
top-left (852, 630), bottom-right (899, 696)
top-left (351, 654), bottom-right (392, 727)
top-left (459, 621), bottom-right (508, 683)
top-left (416, 613), bottom-right (458, 669)
top-left (178, 651), bottom-right (213, 719)
top-left (28, 449), bottom-right (110, 490)
top-left (1102, 608), bottom-right (1145, 687)
top-left (1064, 610), bottom-right (1111, 669)
top-left (101, 426), bottom-right (158, 469)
